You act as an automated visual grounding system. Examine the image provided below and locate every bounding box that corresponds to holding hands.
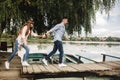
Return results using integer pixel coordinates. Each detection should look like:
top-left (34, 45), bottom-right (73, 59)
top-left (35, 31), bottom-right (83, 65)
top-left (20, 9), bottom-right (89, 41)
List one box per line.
top-left (42, 33), bottom-right (47, 39)
top-left (42, 31), bottom-right (50, 39)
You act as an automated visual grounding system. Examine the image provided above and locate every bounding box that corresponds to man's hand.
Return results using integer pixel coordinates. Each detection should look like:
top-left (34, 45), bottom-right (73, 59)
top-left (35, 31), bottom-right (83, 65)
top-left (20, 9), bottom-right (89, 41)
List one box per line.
top-left (64, 35), bottom-right (69, 40)
top-left (42, 31), bottom-right (51, 39)
top-left (42, 33), bottom-right (47, 39)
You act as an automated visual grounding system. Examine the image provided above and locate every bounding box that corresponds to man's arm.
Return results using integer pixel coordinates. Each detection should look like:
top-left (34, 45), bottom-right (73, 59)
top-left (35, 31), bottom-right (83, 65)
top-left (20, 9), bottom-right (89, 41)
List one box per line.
top-left (49, 24), bottom-right (59, 33)
top-left (43, 24), bottom-right (59, 38)
top-left (64, 31), bottom-right (69, 40)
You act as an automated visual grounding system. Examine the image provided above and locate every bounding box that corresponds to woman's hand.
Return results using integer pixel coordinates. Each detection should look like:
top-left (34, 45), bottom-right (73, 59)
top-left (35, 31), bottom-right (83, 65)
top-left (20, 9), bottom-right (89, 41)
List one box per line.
top-left (22, 38), bottom-right (27, 45)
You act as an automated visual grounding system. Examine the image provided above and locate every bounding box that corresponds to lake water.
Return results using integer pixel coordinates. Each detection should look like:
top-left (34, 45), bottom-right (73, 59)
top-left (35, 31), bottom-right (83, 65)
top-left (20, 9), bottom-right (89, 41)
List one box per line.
top-left (8, 41), bottom-right (120, 80)
top-left (25, 41), bottom-right (120, 62)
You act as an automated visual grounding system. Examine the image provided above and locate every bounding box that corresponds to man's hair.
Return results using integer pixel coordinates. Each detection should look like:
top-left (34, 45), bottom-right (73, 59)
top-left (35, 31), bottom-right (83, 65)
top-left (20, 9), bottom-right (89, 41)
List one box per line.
top-left (60, 16), bottom-right (68, 22)
top-left (62, 17), bottom-right (68, 20)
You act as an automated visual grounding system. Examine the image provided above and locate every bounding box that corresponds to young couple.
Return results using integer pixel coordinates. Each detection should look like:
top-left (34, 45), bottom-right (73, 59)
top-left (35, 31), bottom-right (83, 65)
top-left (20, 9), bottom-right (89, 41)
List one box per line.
top-left (5, 17), bottom-right (68, 69)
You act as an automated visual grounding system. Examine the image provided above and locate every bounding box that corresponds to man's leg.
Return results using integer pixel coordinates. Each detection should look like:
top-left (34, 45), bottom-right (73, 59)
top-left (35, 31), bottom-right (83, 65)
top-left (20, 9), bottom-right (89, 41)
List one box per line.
top-left (58, 41), bottom-right (67, 67)
top-left (45, 41), bottom-right (58, 60)
top-left (58, 41), bottom-right (64, 64)
top-left (43, 41), bottom-right (58, 66)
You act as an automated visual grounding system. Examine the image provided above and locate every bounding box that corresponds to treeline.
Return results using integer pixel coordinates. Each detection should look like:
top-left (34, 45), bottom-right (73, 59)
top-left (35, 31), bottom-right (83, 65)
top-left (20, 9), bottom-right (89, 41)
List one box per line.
top-left (0, 0), bottom-right (117, 37)
top-left (70, 36), bottom-right (120, 42)
top-left (1, 33), bottom-right (120, 42)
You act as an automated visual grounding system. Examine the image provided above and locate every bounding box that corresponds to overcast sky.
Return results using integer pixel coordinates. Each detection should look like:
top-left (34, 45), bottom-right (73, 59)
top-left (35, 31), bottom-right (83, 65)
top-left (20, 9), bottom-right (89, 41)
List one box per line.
top-left (91, 1), bottom-right (120, 37)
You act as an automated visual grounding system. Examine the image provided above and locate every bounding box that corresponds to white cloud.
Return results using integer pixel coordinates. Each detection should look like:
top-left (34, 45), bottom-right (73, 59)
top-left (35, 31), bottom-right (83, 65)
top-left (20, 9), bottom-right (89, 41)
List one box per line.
top-left (93, 28), bottom-right (108, 32)
top-left (92, 1), bottom-right (120, 37)
top-left (95, 12), bottom-right (107, 26)
top-left (110, 1), bottom-right (120, 16)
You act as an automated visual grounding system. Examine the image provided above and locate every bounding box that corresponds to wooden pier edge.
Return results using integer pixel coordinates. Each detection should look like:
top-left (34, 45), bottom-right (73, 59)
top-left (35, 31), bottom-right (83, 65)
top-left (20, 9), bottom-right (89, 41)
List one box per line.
top-left (20, 70), bottom-right (120, 79)
top-left (20, 62), bottom-right (120, 79)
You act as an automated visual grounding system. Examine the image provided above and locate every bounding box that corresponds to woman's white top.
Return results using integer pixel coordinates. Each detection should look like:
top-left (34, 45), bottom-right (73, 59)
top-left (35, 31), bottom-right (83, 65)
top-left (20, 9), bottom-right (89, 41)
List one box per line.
top-left (16, 26), bottom-right (38, 45)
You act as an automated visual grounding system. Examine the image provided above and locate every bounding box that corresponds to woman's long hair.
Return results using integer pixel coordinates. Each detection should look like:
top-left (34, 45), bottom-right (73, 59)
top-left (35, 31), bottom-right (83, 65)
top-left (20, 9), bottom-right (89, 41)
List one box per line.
top-left (18, 19), bottom-right (34, 36)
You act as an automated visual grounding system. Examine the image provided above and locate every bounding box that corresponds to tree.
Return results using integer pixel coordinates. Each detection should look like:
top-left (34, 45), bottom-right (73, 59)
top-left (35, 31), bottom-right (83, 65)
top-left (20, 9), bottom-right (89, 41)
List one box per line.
top-left (0, 0), bottom-right (118, 37)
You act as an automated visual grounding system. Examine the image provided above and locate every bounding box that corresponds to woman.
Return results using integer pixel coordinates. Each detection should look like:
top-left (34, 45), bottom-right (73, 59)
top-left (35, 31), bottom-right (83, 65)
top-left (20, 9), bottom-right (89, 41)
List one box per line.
top-left (5, 19), bottom-right (39, 69)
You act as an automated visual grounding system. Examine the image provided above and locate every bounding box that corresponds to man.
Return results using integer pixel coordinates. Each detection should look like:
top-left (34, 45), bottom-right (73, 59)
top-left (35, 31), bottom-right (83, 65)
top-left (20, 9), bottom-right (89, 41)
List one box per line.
top-left (42, 17), bottom-right (69, 67)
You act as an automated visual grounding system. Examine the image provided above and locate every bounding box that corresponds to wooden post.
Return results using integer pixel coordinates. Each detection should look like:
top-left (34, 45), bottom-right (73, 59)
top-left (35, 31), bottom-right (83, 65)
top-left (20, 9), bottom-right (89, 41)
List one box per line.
top-left (78, 56), bottom-right (81, 64)
top-left (103, 54), bottom-right (106, 62)
top-left (83, 77), bottom-right (86, 80)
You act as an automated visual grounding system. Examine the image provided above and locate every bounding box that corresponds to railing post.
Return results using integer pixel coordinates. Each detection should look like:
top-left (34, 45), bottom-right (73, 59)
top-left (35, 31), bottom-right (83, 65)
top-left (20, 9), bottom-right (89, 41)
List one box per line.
top-left (103, 54), bottom-right (106, 62)
top-left (78, 56), bottom-right (81, 64)
top-left (83, 77), bottom-right (86, 80)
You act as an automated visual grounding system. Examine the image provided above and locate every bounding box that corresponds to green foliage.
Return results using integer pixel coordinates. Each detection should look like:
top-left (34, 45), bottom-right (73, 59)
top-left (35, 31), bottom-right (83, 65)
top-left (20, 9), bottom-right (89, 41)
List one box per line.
top-left (0, 0), bottom-right (118, 37)
top-left (106, 37), bottom-right (120, 42)
top-left (69, 36), bottom-right (120, 42)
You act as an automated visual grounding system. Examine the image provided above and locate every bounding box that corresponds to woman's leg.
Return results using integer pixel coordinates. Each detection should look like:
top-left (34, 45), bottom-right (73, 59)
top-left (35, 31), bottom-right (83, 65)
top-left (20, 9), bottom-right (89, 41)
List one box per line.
top-left (8, 40), bottom-right (19, 62)
top-left (22, 44), bottom-right (29, 61)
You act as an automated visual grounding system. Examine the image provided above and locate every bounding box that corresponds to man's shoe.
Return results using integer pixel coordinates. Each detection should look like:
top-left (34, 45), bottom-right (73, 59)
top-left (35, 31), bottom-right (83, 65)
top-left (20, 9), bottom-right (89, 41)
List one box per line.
top-left (42, 58), bottom-right (48, 66)
top-left (5, 61), bottom-right (10, 69)
top-left (22, 61), bottom-right (30, 66)
top-left (58, 63), bottom-right (67, 67)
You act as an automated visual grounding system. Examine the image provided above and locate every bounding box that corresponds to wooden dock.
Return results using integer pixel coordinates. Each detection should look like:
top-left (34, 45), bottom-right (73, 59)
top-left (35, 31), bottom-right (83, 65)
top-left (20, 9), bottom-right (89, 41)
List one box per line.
top-left (0, 52), bottom-right (120, 80)
top-left (21, 61), bottom-right (120, 79)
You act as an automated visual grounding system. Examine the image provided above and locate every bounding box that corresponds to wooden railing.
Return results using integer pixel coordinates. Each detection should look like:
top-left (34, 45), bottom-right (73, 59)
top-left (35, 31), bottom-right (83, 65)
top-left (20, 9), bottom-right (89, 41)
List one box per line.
top-left (101, 53), bottom-right (120, 62)
top-left (77, 54), bottom-right (98, 63)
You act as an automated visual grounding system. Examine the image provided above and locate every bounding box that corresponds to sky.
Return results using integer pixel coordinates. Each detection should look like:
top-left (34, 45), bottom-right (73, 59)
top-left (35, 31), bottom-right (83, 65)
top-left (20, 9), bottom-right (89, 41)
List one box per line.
top-left (91, 1), bottom-right (120, 37)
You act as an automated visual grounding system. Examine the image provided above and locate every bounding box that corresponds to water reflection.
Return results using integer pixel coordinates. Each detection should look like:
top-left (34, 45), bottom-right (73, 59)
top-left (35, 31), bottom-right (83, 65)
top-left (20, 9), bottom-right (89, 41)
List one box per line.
top-left (64, 41), bottom-right (120, 47)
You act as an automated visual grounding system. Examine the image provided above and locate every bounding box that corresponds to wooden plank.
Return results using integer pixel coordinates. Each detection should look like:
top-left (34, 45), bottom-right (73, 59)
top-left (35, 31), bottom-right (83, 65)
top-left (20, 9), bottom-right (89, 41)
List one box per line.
top-left (32, 64), bottom-right (41, 73)
top-left (110, 61), bottom-right (120, 67)
top-left (68, 64), bottom-right (91, 71)
top-left (110, 61), bottom-right (120, 65)
top-left (53, 64), bottom-right (67, 72)
top-left (43, 65), bottom-right (55, 73)
top-left (65, 65), bottom-right (78, 72)
top-left (103, 62), bottom-right (120, 69)
top-left (26, 65), bottom-right (34, 74)
top-left (22, 67), bottom-right (28, 74)
top-left (98, 63), bottom-right (113, 69)
top-left (81, 63), bottom-right (110, 71)
top-left (53, 64), bottom-right (77, 72)
top-left (37, 64), bottom-right (48, 73)
top-left (48, 64), bottom-right (60, 73)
